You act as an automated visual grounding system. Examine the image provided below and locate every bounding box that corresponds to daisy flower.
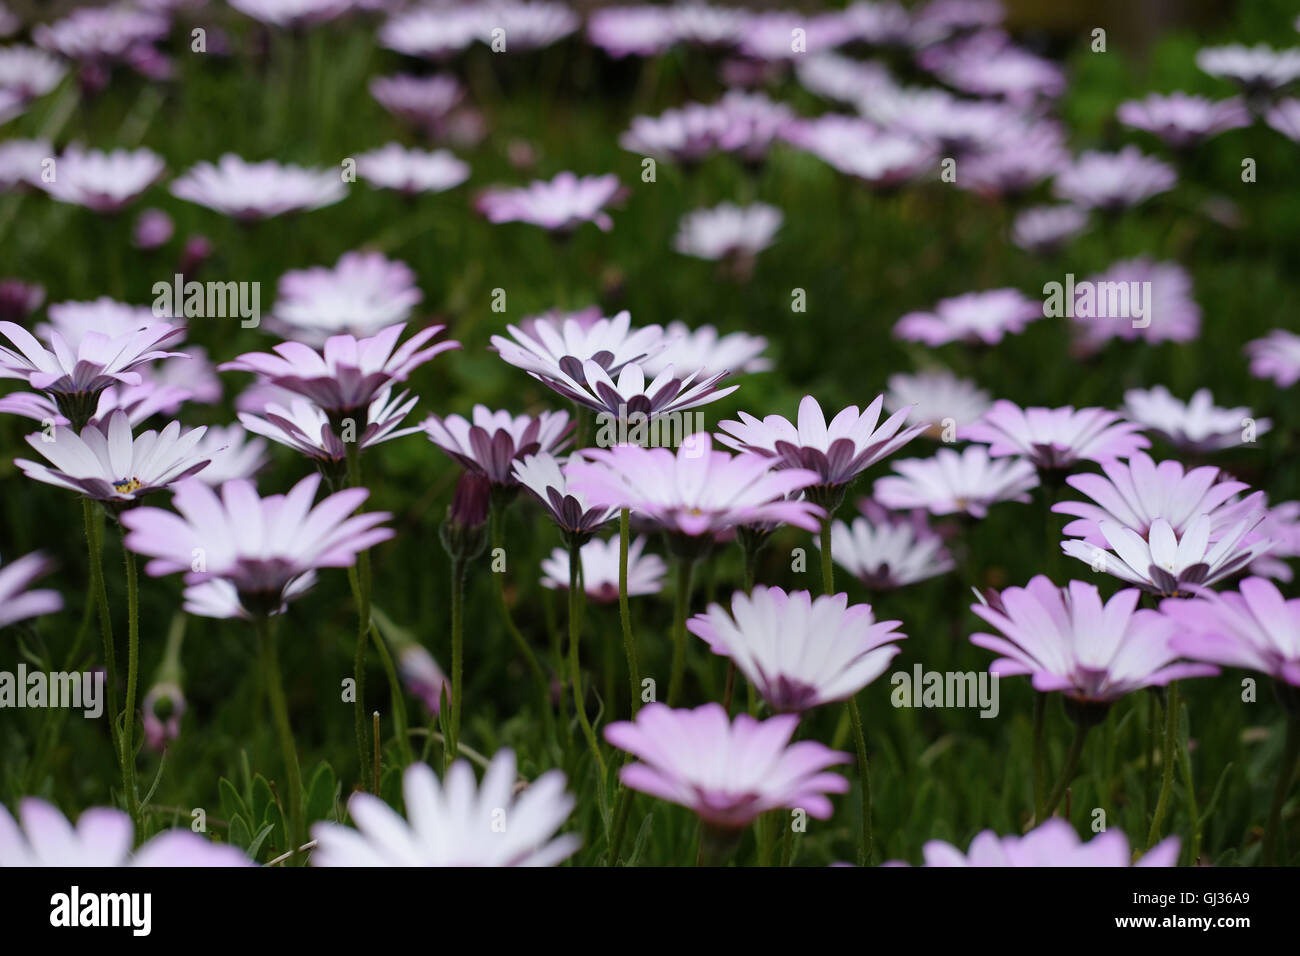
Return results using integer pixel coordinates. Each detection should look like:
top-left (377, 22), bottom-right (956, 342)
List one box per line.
top-left (689, 586), bottom-right (905, 712)
top-left (240, 388), bottom-right (420, 464)
top-left (491, 308), bottom-right (664, 384)
top-left (311, 751), bottom-right (579, 866)
top-left (540, 533), bottom-right (666, 601)
top-left (1070, 258), bottom-right (1201, 351)
top-left (536, 358), bottom-right (736, 421)
top-left (1116, 92), bottom-right (1250, 148)
top-left (1053, 147), bottom-right (1176, 211)
top-left (822, 504), bottom-right (954, 589)
top-left (268, 251), bottom-right (423, 344)
top-left (423, 406), bottom-right (571, 485)
top-left (37, 297), bottom-right (163, 345)
top-left (182, 573), bottom-right (317, 621)
top-left (893, 289), bottom-right (1041, 346)
top-left (1122, 386), bottom-right (1271, 454)
top-left (0, 278), bottom-right (44, 321)
top-left (170, 154), bottom-right (348, 221)
top-left (1161, 577), bottom-right (1300, 688)
top-left (1245, 329), bottom-right (1300, 388)
top-left (476, 171), bottom-right (622, 233)
top-left (369, 73), bottom-right (464, 131)
top-left (0, 551), bottom-right (62, 629)
top-left (673, 202), bottom-right (781, 262)
top-left (1011, 205), bottom-right (1089, 254)
top-left (884, 369), bottom-right (991, 436)
top-left (33, 7), bottom-right (168, 63)
top-left (513, 451), bottom-right (617, 542)
top-left (190, 424), bottom-right (269, 484)
top-left (640, 321), bottom-right (769, 378)
top-left (604, 703), bottom-right (851, 829)
top-left (1265, 98), bottom-right (1300, 141)
top-left (227, 0), bottom-right (355, 29)
top-left (0, 45), bottom-right (68, 100)
top-left (873, 446), bottom-right (1039, 518)
top-left (1196, 44), bottom-right (1300, 95)
top-left (909, 818), bottom-right (1178, 867)
top-left (38, 146), bottom-right (164, 213)
top-left (961, 401), bottom-right (1149, 471)
top-left (356, 144), bottom-right (470, 195)
top-left (484, 1), bottom-right (581, 50)
top-left (378, 5), bottom-right (486, 59)
top-left (587, 6), bottom-right (675, 58)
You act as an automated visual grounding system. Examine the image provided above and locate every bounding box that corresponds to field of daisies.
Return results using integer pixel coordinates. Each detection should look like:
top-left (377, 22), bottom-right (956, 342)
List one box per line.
top-left (0, 0), bottom-right (1299, 871)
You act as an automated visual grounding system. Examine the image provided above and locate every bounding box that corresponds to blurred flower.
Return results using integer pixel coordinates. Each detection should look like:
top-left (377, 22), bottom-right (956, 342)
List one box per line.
top-left (908, 819), bottom-right (1178, 867)
top-left (241, 387), bottom-right (419, 463)
top-left (1053, 146), bottom-right (1176, 211)
top-left (957, 125), bottom-right (1069, 197)
top-left (641, 321), bottom-right (769, 378)
top-left (0, 551), bottom-right (62, 629)
top-left (171, 154), bottom-right (348, 221)
top-left (132, 207), bottom-right (173, 249)
top-left (604, 703), bottom-right (850, 828)
top-left (0, 797), bottom-right (251, 866)
top-left (0, 46), bottom-right (68, 100)
top-left (38, 298), bottom-right (162, 345)
top-left (588, 5), bottom-right (675, 57)
top-left (1011, 205), bottom-right (1088, 254)
top-left (38, 146), bottom-right (164, 213)
top-left (690, 586), bottom-right (904, 712)
top-left (795, 52), bottom-right (898, 106)
top-left (674, 202), bottom-right (781, 262)
top-left (893, 288), bottom-right (1040, 346)
top-left (0, 278), bottom-right (44, 322)
top-left (0, 4), bottom-right (18, 38)
top-left (910, 0), bottom-right (1002, 46)
top-left (476, 171), bottom-right (622, 233)
top-left (884, 369), bottom-right (990, 435)
top-left (822, 503), bottom-right (954, 589)
top-left (1196, 44), bottom-right (1300, 95)
top-left (356, 143), bottom-right (469, 195)
top-left (482, 1), bottom-right (580, 50)
top-left (962, 401), bottom-right (1149, 471)
top-left (313, 752), bottom-right (579, 866)
top-left (971, 576), bottom-right (1214, 703)
top-left (33, 7), bottom-right (168, 64)
top-left (369, 73), bottom-right (464, 132)
top-left (268, 251), bottom-right (423, 344)
top-left (183, 573), bottom-right (317, 620)
top-left (396, 642), bottom-right (449, 715)
top-left (862, 88), bottom-right (1018, 155)
top-left (926, 39), bottom-right (1065, 103)
top-left (567, 435), bottom-right (825, 537)
top-left (228, 0), bottom-right (355, 28)
top-left (178, 234), bottom-right (215, 276)
top-left (0, 138), bottom-right (48, 191)
top-left (1251, 500), bottom-right (1300, 582)
top-left (191, 424), bottom-right (268, 484)
top-left (1265, 98), bottom-right (1300, 141)
top-left (540, 533), bottom-right (666, 601)
top-left (149, 346), bottom-right (221, 405)
top-left (122, 473), bottom-right (392, 616)
top-left (1122, 386), bottom-right (1270, 454)
top-left (423, 405), bottom-right (571, 485)
top-left (1117, 92), bottom-right (1250, 148)
top-left (1069, 258), bottom-right (1200, 352)
top-left (378, 6), bottom-right (488, 59)
top-left (16, 410), bottom-right (211, 504)
top-left (1162, 577), bottom-right (1300, 688)
top-left (739, 10), bottom-right (854, 61)
top-left (874, 446), bottom-right (1039, 518)
top-left (1245, 329), bottom-right (1300, 387)
top-left (622, 91), bottom-right (794, 165)
top-left (221, 322), bottom-right (457, 419)
top-left (141, 681), bottom-right (184, 752)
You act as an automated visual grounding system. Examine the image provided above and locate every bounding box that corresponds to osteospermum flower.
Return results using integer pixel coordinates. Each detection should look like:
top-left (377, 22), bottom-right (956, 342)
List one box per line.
top-left (910, 819), bottom-right (1178, 867)
top-left (587, 5), bottom-right (675, 57)
top-left (1245, 329), bottom-right (1300, 387)
top-left (491, 308), bottom-right (664, 384)
top-left (1053, 147), bottom-right (1176, 211)
top-left (538, 358), bottom-right (736, 421)
top-left (221, 322), bottom-right (458, 420)
top-left (1011, 205), bottom-right (1089, 254)
top-left (182, 573), bottom-right (317, 621)
top-left (369, 73), bottom-right (464, 131)
top-left (689, 587), bottom-right (905, 712)
top-left (1070, 258), bottom-right (1201, 351)
top-left (269, 251), bottom-right (423, 344)
top-left (781, 115), bottom-right (934, 187)
top-left (927, 40), bottom-right (1065, 103)
top-left (604, 703), bottom-right (851, 829)
top-left (884, 369), bottom-right (990, 436)
top-left (188, 424), bottom-right (268, 485)
top-left (121, 473), bottom-right (392, 614)
top-left (133, 207), bottom-right (173, 249)
top-left (640, 321), bottom-right (769, 378)
top-left (227, 0), bottom-right (354, 28)
top-left (1266, 98), bottom-right (1300, 141)
top-left (38, 146), bottom-right (164, 213)
top-left (893, 289), bottom-right (1041, 346)
top-left (1122, 386), bottom-right (1270, 454)
top-left (540, 534), bottom-right (666, 601)
top-left (863, 88), bottom-right (1015, 155)
top-left (483, 1), bottom-right (581, 50)
top-left (312, 751), bottom-right (579, 866)
top-left (0, 797), bottom-right (251, 866)
top-left (962, 401), bottom-right (1149, 471)
top-left (1196, 44), bottom-right (1300, 95)
top-left (15, 410), bottom-right (211, 503)
top-left (1116, 92), bottom-right (1250, 148)
top-left (378, 5), bottom-right (485, 59)
top-left (822, 504), bottom-right (954, 589)
top-left (355, 143), bottom-right (469, 195)
top-left (717, 394), bottom-right (926, 503)
top-left (972, 576), bottom-right (1217, 704)
top-left (241, 388), bottom-right (419, 464)
top-left (37, 297), bottom-right (162, 345)
top-left (673, 202), bottom-right (781, 262)
top-left (513, 452), bottom-right (617, 541)
top-left (957, 126), bottom-right (1069, 197)
top-left (422, 405), bottom-right (571, 485)
top-left (476, 172), bottom-right (622, 233)
top-left (0, 551), bottom-right (62, 629)
top-left (567, 435), bottom-right (825, 537)
top-left (0, 278), bottom-right (44, 323)
top-left (170, 154), bottom-right (348, 221)
top-left (33, 7), bottom-right (169, 62)
top-left (1161, 577), bottom-right (1300, 687)
top-left (0, 46), bottom-right (68, 100)
top-left (873, 446), bottom-right (1039, 518)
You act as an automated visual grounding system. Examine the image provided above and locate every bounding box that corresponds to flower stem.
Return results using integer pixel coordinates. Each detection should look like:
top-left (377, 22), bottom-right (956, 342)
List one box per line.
top-left (254, 614), bottom-right (304, 865)
top-left (83, 499), bottom-right (123, 794)
top-left (666, 555), bottom-right (696, 707)
top-left (847, 694), bottom-right (872, 865)
top-left (120, 529), bottom-right (141, 834)
top-left (819, 516), bottom-right (834, 596)
top-left (489, 506), bottom-right (550, 732)
top-left (1042, 722), bottom-right (1089, 819)
top-left (618, 508), bottom-right (640, 714)
top-left (446, 557), bottom-right (466, 774)
top-left (1263, 716), bottom-right (1300, 865)
top-left (568, 542), bottom-right (607, 781)
top-left (1147, 683), bottom-right (1179, 848)
top-left (1031, 693), bottom-right (1047, 822)
top-left (345, 440), bottom-right (372, 792)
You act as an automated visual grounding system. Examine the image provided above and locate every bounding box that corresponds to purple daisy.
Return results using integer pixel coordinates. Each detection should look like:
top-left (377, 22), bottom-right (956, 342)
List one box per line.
top-left (1053, 146), bottom-right (1176, 211)
top-left (1116, 92), bottom-right (1250, 148)
top-left (476, 171), bottom-right (623, 233)
top-left (893, 288), bottom-right (1041, 347)
top-left (540, 533), bottom-right (666, 602)
top-left (0, 551), bottom-right (62, 629)
top-left (910, 819), bottom-right (1178, 867)
top-left (170, 154), bottom-right (348, 221)
top-left (422, 405), bottom-right (572, 485)
top-left (1245, 330), bottom-right (1300, 387)
top-left (268, 251), bottom-right (423, 344)
top-left (38, 146), bottom-right (164, 213)
top-left (873, 446), bottom-right (1039, 518)
top-left (1161, 577), bottom-right (1300, 688)
top-left (961, 401), bottom-right (1149, 470)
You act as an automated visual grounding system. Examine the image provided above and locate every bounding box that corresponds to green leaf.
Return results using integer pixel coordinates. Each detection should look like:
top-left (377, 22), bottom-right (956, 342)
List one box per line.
top-left (246, 823), bottom-right (276, 861)
top-left (229, 814), bottom-right (251, 851)
top-left (218, 777), bottom-right (250, 828)
top-left (626, 812), bottom-right (654, 867)
top-left (305, 761), bottom-right (338, 824)
top-left (251, 774), bottom-right (275, 828)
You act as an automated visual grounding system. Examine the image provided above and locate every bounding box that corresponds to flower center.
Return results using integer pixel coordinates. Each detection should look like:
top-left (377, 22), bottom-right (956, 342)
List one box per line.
top-left (113, 476), bottom-right (143, 494)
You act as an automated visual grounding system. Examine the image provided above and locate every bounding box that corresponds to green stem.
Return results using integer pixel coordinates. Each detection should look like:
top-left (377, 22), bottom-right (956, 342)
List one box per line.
top-left (666, 556), bottom-right (696, 707)
top-left (819, 516), bottom-right (834, 596)
top-left (255, 614), bottom-right (304, 865)
top-left (1262, 717), bottom-right (1300, 865)
top-left (490, 507), bottom-right (550, 729)
top-left (1032, 694), bottom-right (1047, 822)
top-left (1042, 722), bottom-right (1089, 819)
top-left (83, 499), bottom-right (122, 792)
top-left (568, 542), bottom-right (607, 781)
top-left (847, 695), bottom-right (871, 865)
top-left (618, 509), bottom-right (640, 714)
top-left (446, 557), bottom-right (466, 773)
top-left (369, 623), bottom-right (415, 769)
top-left (607, 781), bottom-right (632, 866)
top-left (345, 441), bottom-right (372, 792)
top-left (1147, 683), bottom-right (1179, 848)
top-left (120, 530), bottom-right (141, 834)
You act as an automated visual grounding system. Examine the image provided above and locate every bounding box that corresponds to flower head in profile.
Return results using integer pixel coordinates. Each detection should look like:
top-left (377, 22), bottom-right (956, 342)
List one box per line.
top-left (491, 308), bottom-right (664, 386)
top-left (962, 401), bottom-right (1149, 471)
top-left (141, 681), bottom-right (185, 752)
top-left (33, 7), bottom-right (168, 63)
top-left (689, 587), bottom-right (905, 712)
top-left (1116, 92), bottom-right (1250, 148)
top-left (37, 146), bottom-right (163, 213)
top-left (1196, 44), bottom-right (1300, 94)
top-left (16, 410), bottom-right (210, 503)
top-left (311, 752), bottom-right (579, 866)
top-left (121, 473), bottom-right (392, 616)
top-left (133, 207), bottom-right (173, 249)
top-left (378, 5), bottom-right (484, 59)
top-left (0, 797), bottom-right (251, 866)
top-left (182, 573), bottom-right (317, 621)
top-left (540, 533), bottom-right (666, 601)
top-left (874, 446), bottom-right (1039, 518)
top-left (476, 172), bottom-right (623, 233)
top-left (539, 359), bottom-right (736, 421)
top-left (1011, 205), bottom-right (1089, 254)
top-left (1266, 99), bottom-right (1300, 142)
top-left (718, 395), bottom-right (925, 504)
top-left (566, 435), bottom-right (825, 538)
top-left (884, 369), bottom-right (990, 436)
top-left (0, 551), bottom-right (62, 629)
top-left (423, 406), bottom-right (571, 486)
top-left (228, 0), bottom-right (354, 29)
top-left (221, 322), bottom-right (458, 420)
top-left (356, 144), bottom-right (470, 195)
top-left (170, 154), bottom-right (347, 221)
top-left (269, 251), bottom-right (423, 344)
top-left (240, 388), bottom-right (420, 465)
top-left (604, 703), bottom-right (851, 829)
top-left (640, 321), bottom-right (769, 379)
top-left (823, 503), bottom-right (954, 589)
top-left (1122, 386), bottom-right (1270, 454)
top-left (970, 576), bottom-right (1216, 705)
top-left (1069, 259), bottom-right (1201, 352)
top-left (781, 115), bottom-right (934, 188)
top-left (894, 289), bottom-right (1041, 346)
top-left (956, 125), bottom-right (1069, 197)
top-left (1245, 330), bottom-right (1300, 388)
top-left (674, 202), bottom-right (781, 262)
top-left (0, 45), bottom-right (68, 100)
top-left (1161, 577), bottom-right (1300, 689)
top-left (909, 819), bottom-right (1178, 867)
top-left (1053, 147), bottom-right (1176, 211)
top-left (369, 73), bottom-right (464, 132)
top-left (38, 297), bottom-right (167, 346)
top-left (513, 451), bottom-right (616, 541)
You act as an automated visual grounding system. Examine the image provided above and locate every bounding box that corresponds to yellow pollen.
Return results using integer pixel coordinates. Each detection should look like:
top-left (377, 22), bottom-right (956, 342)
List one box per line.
top-left (114, 477), bottom-right (143, 494)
